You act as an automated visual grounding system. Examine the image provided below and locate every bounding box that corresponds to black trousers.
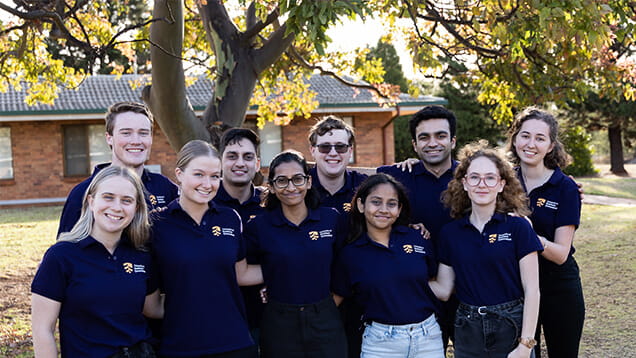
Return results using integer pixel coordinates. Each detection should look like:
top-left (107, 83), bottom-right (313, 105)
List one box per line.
top-left (260, 297), bottom-right (347, 358)
top-left (438, 294), bottom-right (459, 355)
top-left (535, 256), bottom-right (585, 358)
top-left (159, 345), bottom-right (257, 358)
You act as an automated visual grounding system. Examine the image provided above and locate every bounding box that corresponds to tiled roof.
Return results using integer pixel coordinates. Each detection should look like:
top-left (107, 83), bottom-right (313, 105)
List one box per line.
top-left (0, 74), bottom-right (446, 115)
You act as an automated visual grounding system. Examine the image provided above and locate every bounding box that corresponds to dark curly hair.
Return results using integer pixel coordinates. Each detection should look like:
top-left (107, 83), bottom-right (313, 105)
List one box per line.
top-left (443, 140), bottom-right (530, 219)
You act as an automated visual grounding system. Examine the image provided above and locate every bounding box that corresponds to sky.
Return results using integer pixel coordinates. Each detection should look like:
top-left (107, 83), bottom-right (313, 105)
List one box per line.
top-left (326, 18), bottom-right (417, 79)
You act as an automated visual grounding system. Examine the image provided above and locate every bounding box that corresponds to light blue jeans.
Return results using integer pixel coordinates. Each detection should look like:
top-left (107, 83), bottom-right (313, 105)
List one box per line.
top-left (361, 314), bottom-right (445, 358)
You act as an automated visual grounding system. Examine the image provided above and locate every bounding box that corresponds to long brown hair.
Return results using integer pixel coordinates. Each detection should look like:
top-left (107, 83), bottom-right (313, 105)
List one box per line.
top-left (506, 106), bottom-right (571, 169)
top-left (443, 140), bottom-right (530, 219)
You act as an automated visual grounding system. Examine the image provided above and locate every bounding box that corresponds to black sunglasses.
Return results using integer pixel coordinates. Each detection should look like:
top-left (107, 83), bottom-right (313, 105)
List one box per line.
top-left (314, 143), bottom-right (350, 154)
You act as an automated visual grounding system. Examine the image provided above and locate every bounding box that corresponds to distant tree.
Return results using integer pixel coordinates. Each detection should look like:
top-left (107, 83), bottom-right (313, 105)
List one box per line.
top-left (364, 38), bottom-right (409, 93)
top-left (568, 93), bottom-right (636, 176)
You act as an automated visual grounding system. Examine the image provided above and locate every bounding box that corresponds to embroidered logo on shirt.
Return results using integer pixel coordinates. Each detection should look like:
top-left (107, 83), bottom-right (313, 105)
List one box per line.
top-left (212, 226), bottom-right (236, 237)
top-left (489, 233), bottom-right (512, 243)
top-left (122, 263), bottom-right (146, 274)
top-left (536, 197), bottom-right (558, 210)
top-left (309, 230), bottom-right (333, 241)
top-left (149, 195), bottom-right (158, 205)
top-left (402, 244), bottom-right (427, 254)
top-left (342, 203), bottom-right (352, 212)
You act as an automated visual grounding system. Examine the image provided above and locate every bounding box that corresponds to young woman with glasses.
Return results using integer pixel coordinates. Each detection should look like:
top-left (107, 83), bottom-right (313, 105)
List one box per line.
top-left (430, 141), bottom-right (542, 358)
top-left (506, 107), bottom-right (585, 358)
top-left (243, 150), bottom-right (347, 358)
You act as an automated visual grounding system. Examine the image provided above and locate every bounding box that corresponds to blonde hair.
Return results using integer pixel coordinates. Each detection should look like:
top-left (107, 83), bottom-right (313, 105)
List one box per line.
top-left (58, 166), bottom-right (150, 249)
top-left (176, 140), bottom-right (220, 172)
top-left (442, 140), bottom-right (530, 219)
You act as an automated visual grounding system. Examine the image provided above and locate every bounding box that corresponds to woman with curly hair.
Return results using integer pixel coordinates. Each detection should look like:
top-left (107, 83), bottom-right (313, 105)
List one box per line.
top-left (506, 107), bottom-right (584, 358)
top-left (429, 141), bottom-right (542, 358)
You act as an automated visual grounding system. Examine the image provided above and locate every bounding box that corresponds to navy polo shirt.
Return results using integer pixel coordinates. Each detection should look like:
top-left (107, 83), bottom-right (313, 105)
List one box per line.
top-left (151, 199), bottom-right (253, 356)
top-left (438, 213), bottom-right (543, 306)
top-left (31, 236), bottom-right (154, 358)
top-left (244, 206), bottom-right (344, 304)
top-left (518, 167), bottom-right (581, 259)
top-left (213, 181), bottom-right (264, 224)
top-left (310, 167), bottom-right (368, 213)
top-left (213, 181), bottom-right (266, 330)
top-left (332, 226), bottom-right (438, 325)
top-left (58, 163), bottom-right (179, 235)
top-left (377, 161), bottom-right (458, 250)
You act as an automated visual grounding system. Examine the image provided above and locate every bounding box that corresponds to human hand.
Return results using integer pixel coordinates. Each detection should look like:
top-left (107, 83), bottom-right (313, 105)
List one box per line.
top-left (395, 158), bottom-right (419, 172)
top-left (569, 175), bottom-right (585, 201)
top-left (507, 344), bottom-right (532, 358)
top-left (409, 223), bottom-right (430, 239)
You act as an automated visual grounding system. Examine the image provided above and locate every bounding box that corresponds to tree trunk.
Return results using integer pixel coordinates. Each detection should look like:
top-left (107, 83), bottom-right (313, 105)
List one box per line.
top-left (608, 123), bottom-right (628, 176)
top-left (144, 0), bottom-right (210, 152)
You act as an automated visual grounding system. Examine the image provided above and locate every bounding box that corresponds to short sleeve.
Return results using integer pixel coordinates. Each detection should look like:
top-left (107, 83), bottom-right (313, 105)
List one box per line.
top-left (232, 209), bottom-right (246, 262)
top-left (31, 246), bottom-right (68, 302)
top-left (513, 216), bottom-right (543, 260)
top-left (556, 179), bottom-right (582, 229)
top-left (243, 217), bottom-right (261, 264)
top-left (331, 251), bottom-right (353, 298)
top-left (437, 225), bottom-right (452, 266)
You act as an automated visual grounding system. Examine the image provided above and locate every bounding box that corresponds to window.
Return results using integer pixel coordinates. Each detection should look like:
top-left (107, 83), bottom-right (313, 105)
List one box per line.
top-left (258, 120), bottom-right (282, 167)
top-left (0, 127), bottom-right (13, 179)
top-left (341, 116), bottom-right (355, 163)
top-left (63, 124), bottom-right (110, 176)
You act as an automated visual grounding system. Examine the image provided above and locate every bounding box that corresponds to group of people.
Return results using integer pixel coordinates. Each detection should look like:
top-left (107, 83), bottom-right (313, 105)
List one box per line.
top-left (31, 102), bottom-right (585, 358)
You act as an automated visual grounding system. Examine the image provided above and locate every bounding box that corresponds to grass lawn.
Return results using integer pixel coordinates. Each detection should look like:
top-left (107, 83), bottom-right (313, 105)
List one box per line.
top-left (574, 177), bottom-right (636, 200)
top-left (1, 202), bottom-right (634, 357)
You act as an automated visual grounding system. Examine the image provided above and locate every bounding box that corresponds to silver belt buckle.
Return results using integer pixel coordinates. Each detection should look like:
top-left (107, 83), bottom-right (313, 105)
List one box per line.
top-left (477, 306), bottom-right (487, 315)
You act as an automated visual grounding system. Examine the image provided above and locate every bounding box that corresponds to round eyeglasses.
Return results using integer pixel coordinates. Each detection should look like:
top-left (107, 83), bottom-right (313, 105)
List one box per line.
top-left (464, 173), bottom-right (501, 187)
top-left (314, 143), bottom-right (350, 154)
top-left (271, 174), bottom-right (309, 189)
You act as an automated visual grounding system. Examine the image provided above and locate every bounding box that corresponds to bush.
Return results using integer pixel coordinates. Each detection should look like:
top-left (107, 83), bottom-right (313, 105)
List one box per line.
top-left (562, 125), bottom-right (598, 177)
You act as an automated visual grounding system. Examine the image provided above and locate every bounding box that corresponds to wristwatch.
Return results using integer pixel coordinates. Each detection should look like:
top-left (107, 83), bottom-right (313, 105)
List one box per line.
top-left (519, 337), bottom-right (537, 349)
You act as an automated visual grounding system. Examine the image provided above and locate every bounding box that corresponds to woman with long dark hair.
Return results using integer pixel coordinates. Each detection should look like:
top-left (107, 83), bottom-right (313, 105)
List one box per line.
top-left (243, 150), bottom-right (347, 358)
top-left (332, 173), bottom-right (444, 357)
top-left (506, 107), bottom-right (585, 357)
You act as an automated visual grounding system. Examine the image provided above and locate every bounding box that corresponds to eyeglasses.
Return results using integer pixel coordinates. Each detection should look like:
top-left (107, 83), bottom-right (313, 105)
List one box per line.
top-left (271, 174), bottom-right (309, 189)
top-left (314, 143), bottom-right (350, 154)
top-left (464, 173), bottom-right (501, 187)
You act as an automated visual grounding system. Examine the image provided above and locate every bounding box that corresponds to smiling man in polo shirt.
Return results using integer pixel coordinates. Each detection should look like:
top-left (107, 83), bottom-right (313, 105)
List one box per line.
top-left (57, 101), bottom-right (178, 236)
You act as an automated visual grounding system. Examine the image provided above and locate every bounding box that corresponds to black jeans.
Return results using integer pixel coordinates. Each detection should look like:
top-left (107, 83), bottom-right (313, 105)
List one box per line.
top-left (535, 256), bottom-right (585, 358)
top-left (454, 299), bottom-right (533, 358)
top-left (110, 341), bottom-right (156, 358)
top-left (159, 345), bottom-right (257, 358)
top-left (260, 296), bottom-right (347, 358)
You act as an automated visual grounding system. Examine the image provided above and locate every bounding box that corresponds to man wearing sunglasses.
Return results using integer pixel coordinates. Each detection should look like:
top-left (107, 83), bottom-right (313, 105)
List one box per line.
top-left (308, 116), bottom-right (368, 214)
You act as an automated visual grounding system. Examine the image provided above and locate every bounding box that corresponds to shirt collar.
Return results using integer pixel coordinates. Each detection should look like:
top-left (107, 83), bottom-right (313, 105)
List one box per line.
top-left (413, 160), bottom-right (458, 179)
top-left (310, 167), bottom-right (357, 195)
top-left (77, 235), bottom-right (134, 250)
top-left (269, 205), bottom-right (321, 227)
top-left (166, 198), bottom-right (219, 215)
top-left (459, 212), bottom-right (506, 228)
top-left (352, 225), bottom-right (411, 247)
top-left (92, 162), bottom-right (152, 182)
top-left (216, 181), bottom-right (262, 205)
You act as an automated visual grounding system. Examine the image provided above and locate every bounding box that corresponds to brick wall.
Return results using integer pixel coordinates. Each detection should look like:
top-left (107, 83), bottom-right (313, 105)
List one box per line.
top-left (0, 111), bottom-right (396, 207)
top-left (0, 120), bottom-right (179, 206)
top-left (281, 112), bottom-right (395, 167)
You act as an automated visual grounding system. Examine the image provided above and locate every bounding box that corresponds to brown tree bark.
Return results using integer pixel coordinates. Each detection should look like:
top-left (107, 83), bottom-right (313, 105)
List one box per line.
top-left (608, 123), bottom-right (628, 176)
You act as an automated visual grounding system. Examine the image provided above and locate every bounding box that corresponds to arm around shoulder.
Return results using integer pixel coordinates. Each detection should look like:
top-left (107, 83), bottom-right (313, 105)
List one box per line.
top-left (429, 263), bottom-right (455, 301)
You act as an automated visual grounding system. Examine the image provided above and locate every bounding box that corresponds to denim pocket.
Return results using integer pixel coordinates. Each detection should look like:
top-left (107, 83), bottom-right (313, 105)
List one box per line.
top-left (362, 325), bottom-right (388, 343)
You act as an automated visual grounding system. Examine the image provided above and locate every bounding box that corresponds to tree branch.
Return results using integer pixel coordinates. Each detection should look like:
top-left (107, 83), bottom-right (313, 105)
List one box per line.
top-left (251, 22), bottom-right (295, 73)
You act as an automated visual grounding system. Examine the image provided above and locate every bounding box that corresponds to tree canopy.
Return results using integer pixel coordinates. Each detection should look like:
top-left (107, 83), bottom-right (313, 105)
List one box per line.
top-left (1, 0), bottom-right (634, 156)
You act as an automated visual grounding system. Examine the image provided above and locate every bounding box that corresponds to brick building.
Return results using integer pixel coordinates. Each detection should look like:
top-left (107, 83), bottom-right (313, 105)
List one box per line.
top-left (0, 74), bottom-right (445, 207)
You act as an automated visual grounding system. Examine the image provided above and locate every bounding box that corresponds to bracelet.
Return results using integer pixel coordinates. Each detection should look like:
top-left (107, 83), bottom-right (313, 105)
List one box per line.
top-left (519, 336), bottom-right (537, 349)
